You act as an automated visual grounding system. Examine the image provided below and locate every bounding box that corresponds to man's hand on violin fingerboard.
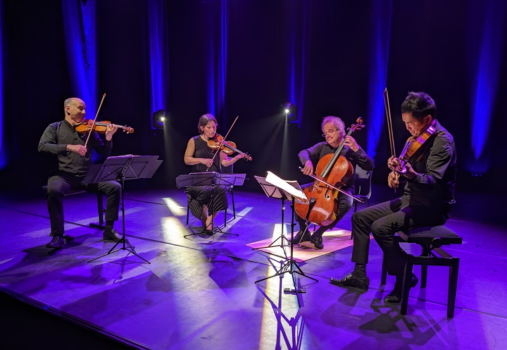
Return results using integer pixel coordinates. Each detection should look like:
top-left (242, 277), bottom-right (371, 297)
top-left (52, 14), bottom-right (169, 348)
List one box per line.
top-left (105, 124), bottom-right (119, 141)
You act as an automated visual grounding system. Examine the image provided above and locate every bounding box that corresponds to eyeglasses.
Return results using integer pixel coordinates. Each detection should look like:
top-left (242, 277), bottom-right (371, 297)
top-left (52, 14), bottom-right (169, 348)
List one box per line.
top-left (322, 129), bottom-right (337, 138)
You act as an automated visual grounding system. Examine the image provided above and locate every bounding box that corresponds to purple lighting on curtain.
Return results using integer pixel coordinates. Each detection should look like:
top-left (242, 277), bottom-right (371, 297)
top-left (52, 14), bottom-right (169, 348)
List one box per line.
top-left (0, 0), bottom-right (5, 169)
top-left (287, 0), bottom-right (309, 128)
top-left (61, 0), bottom-right (97, 116)
top-left (366, 0), bottom-right (392, 161)
top-left (148, 0), bottom-right (167, 126)
top-left (468, 0), bottom-right (505, 171)
top-left (206, 0), bottom-right (228, 126)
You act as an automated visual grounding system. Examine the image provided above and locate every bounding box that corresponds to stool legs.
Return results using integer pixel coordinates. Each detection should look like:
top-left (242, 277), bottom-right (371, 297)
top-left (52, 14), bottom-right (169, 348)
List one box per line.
top-left (401, 260), bottom-right (413, 315)
top-left (448, 260), bottom-right (459, 318)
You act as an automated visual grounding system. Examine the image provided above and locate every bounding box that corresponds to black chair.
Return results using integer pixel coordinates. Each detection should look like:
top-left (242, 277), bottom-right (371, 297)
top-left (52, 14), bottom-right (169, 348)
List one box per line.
top-left (353, 165), bottom-right (372, 213)
top-left (220, 163), bottom-right (236, 226)
top-left (42, 186), bottom-right (105, 228)
top-left (381, 226), bottom-right (462, 318)
top-left (185, 165), bottom-right (236, 226)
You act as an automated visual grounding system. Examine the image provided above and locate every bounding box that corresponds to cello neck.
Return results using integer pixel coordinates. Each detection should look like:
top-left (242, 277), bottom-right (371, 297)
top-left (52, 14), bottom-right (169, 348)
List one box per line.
top-left (320, 128), bottom-right (354, 178)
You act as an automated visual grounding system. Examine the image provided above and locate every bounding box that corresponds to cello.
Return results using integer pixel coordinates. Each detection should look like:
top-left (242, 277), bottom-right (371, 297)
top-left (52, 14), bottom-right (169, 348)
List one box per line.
top-left (295, 118), bottom-right (365, 226)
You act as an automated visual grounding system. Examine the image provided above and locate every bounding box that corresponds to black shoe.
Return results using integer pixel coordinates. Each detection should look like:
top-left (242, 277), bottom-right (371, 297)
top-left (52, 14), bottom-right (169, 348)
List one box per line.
top-left (103, 228), bottom-right (122, 242)
top-left (46, 236), bottom-right (65, 249)
top-left (331, 273), bottom-right (370, 291)
top-left (384, 273), bottom-right (418, 303)
top-left (289, 229), bottom-right (311, 245)
top-left (301, 235), bottom-right (324, 250)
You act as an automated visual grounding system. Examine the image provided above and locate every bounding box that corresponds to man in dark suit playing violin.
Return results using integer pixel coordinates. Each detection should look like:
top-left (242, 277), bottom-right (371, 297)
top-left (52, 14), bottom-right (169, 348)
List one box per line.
top-left (333, 92), bottom-right (457, 303)
top-left (292, 116), bottom-right (374, 250)
top-left (38, 97), bottom-right (121, 249)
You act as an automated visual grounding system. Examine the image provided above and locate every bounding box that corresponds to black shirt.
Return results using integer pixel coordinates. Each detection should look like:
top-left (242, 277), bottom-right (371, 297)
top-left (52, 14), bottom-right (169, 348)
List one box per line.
top-left (403, 120), bottom-right (457, 211)
top-left (298, 142), bottom-right (374, 194)
top-left (38, 119), bottom-right (112, 176)
top-left (190, 135), bottom-right (221, 173)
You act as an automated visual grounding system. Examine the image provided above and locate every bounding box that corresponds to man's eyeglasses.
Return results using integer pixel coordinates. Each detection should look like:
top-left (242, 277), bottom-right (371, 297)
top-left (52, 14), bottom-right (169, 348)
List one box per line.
top-left (322, 129), bottom-right (337, 138)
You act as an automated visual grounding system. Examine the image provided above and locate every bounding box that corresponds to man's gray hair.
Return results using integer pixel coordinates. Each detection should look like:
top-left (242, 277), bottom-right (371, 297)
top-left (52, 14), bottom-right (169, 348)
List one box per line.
top-left (321, 116), bottom-right (346, 139)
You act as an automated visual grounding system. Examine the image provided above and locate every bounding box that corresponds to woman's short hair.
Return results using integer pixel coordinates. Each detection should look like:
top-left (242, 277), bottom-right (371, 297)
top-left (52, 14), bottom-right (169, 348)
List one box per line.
top-left (401, 92), bottom-right (437, 121)
top-left (321, 116), bottom-right (346, 140)
top-left (198, 114), bottom-right (218, 134)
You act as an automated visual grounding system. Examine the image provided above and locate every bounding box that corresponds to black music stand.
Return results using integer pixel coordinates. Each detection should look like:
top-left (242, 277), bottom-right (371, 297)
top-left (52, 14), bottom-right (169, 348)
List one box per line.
top-left (252, 175), bottom-right (291, 259)
top-left (86, 155), bottom-right (162, 264)
top-left (176, 172), bottom-right (246, 239)
top-left (254, 172), bottom-right (318, 304)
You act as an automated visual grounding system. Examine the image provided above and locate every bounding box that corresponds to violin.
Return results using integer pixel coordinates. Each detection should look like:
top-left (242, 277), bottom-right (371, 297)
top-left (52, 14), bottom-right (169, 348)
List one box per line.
top-left (395, 124), bottom-right (437, 173)
top-left (75, 119), bottom-right (134, 135)
top-left (383, 87), bottom-right (438, 175)
top-left (294, 118), bottom-right (365, 226)
top-left (207, 133), bottom-right (252, 161)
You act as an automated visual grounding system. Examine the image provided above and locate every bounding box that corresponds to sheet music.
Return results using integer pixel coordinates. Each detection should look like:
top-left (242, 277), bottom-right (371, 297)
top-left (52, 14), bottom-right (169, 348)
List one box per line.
top-left (265, 171), bottom-right (308, 203)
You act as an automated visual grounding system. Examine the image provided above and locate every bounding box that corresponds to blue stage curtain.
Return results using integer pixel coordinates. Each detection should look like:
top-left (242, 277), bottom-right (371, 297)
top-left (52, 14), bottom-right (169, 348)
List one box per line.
top-left (366, 0), bottom-right (393, 162)
top-left (0, 0), bottom-right (5, 169)
top-left (466, 0), bottom-right (506, 175)
top-left (206, 0), bottom-right (229, 127)
top-left (148, 0), bottom-right (168, 126)
top-left (61, 0), bottom-right (97, 116)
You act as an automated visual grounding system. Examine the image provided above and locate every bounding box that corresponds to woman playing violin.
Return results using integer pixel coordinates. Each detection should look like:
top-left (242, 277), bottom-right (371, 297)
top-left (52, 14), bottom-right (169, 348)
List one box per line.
top-left (184, 114), bottom-right (250, 232)
top-left (293, 116), bottom-right (374, 250)
top-left (333, 92), bottom-right (457, 304)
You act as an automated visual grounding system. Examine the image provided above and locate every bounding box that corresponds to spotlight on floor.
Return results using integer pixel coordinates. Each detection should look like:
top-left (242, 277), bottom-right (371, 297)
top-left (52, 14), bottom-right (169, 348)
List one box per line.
top-left (152, 109), bottom-right (166, 129)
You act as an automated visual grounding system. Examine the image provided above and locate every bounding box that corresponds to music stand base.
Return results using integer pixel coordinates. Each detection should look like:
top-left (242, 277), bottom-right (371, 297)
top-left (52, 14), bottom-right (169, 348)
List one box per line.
top-left (88, 238), bottom-right (150, 264)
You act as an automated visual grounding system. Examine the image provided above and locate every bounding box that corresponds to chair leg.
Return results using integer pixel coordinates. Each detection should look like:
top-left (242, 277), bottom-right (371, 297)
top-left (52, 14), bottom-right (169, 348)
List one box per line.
top-left (421, 265), bottom-right (428, 288)
top-left (186, 205), bottom-right (189, 225)
top-left (366, 198), bottom-right (369, 207)
top-left (224, 207), bottom-right (227, 227)
top-left (97, 193), bottom-right (104, 226)
top-left (231, 190), bottom-right (236, 219)
top-left (401, 260), bottom-right (413, 315)
top-left (381, 253), bottom-right (387, 285)
top-left (447, 259), bottom-right (459, 318)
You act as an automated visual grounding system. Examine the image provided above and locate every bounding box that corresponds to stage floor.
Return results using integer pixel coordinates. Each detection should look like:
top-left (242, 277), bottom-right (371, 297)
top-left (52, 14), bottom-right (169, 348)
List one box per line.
top-left (0, 187), bottom-right (506, 349)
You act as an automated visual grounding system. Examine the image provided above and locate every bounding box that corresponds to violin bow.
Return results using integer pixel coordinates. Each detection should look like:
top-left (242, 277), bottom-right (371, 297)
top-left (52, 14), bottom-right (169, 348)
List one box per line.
top-left (383, 88), bottom-right (396, 158)
top-left (384, 88), bottom-right (401, 190)
top-left (206, 116), bottom-right (239, 172)
top-left (84, 93), bottom-right (107, 148)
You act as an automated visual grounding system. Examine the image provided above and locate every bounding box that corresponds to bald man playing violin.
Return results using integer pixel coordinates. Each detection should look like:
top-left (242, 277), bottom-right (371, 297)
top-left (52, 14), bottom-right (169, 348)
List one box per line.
top-left (38, 97), bottom-right (121, 249)
top-left (333, 92), bottom-right (457, 304)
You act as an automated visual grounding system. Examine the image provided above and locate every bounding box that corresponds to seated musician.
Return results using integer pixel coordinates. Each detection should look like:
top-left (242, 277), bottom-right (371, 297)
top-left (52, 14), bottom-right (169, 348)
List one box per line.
top-left (38, 97), bottom-right (121, 249)
top-left (184, 114), bottom-right (250, 232)
top-left (292, 116), bottom-right (374, 250)
top-left (333, 92), bottom-right (457, 303)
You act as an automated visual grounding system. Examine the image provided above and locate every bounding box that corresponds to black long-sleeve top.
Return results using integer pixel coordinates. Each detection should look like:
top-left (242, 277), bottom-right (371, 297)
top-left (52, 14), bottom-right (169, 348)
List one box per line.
top-left (38, 119), bottom-right (112, 176)
top-left (403, 120), bottom-right (457, 212)
top-left (298, 142), bottom-right (374, 194)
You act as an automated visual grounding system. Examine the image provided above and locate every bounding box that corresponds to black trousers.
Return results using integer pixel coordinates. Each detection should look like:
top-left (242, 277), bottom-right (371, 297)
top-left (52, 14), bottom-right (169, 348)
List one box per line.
top-left (47, 173), bottom-right (121, 236)
top-left (296, 187), bottom-right (353, 238)
top-left (351, 197), bottom-right (447, 276)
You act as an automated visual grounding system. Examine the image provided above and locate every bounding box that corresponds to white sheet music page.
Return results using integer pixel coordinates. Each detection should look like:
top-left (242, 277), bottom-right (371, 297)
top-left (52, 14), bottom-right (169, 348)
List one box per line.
top-left (265, 171), bottom-right (308, 204)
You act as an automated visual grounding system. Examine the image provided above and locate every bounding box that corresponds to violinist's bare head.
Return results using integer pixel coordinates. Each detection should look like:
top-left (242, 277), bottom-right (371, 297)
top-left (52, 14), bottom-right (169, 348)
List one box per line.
top-left (321, 116), bottom-right (346, 148)
top-left (401, 92), bottom-right (436, 137)
top-left (198, 113), bottom-right (218, 140)
top-left (64, 97), bottom-right (86, 125)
